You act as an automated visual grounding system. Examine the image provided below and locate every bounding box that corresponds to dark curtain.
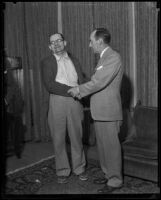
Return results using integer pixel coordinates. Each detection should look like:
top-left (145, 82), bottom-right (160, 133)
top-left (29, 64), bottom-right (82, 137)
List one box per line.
top-left (4, 2), bottom-right (58, 141)
top-left (62, 2), bottom-right (158, 108)
top-left (4, 2), bottom-right (158, 144)
top-left (23, 2), bottom-right (57, 141)
top-left (135, 2), bottom-right (158, 107)
top-left (4, 2), bottom-right (32, 141)
top-left (62, 2), bottom-right (95, 79)
top-left (62, 2), bottom-right (132, 108)
top-left (93, 2), bottom-right (132, 109)
top-left (62, 2), bottom-right (130, 78)
top-left (93, 2), bottom-right (130, 76)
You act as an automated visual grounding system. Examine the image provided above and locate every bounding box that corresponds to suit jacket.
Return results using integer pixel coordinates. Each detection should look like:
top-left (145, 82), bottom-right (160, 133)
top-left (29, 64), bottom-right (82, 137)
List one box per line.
top-left (79, 47), bottom-right (123, 121)
top-left (41, 52), bottom-right (84, 97)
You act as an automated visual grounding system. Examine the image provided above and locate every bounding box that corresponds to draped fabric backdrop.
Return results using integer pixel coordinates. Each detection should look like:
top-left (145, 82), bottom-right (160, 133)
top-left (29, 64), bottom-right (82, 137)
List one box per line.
top-left (62, 2), bottom-right (130, 78)
top-left (62, 2), bottom-right (132, 109)
top-left (62, 2), bottom-right (95, 79)
top-left (22, 2), bottom-right (57, 141)
top-left (62, 2), bottom-right (158, 108)
top-left (135, 2), bottom-right (158, 107)
top-left (4, 2), bottom-right (158, 141)
top-left (4, 2), bottom-right (57, 141)
top-left (93, 2), bottom-right (130, 76)
top-left (92, 2), bottom-right (132, 109)
top-left (4, 2), bottom-right (32, 141)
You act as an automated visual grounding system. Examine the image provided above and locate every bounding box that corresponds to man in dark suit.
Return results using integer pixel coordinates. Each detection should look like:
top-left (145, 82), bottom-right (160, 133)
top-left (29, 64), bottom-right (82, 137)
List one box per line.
top-left (68, 28), bottom-right (123, 193)
top-left (40, 33), bottom-right (88, 184)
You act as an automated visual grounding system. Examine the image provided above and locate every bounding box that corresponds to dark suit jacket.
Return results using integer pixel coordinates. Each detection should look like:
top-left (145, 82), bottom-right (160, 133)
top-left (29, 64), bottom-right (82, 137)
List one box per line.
top-left (40, 52), bottom-right (84, 97)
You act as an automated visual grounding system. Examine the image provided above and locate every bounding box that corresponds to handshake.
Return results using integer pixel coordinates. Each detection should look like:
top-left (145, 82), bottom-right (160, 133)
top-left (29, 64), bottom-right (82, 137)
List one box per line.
top-left (67, 86), bottom-right (81, 99)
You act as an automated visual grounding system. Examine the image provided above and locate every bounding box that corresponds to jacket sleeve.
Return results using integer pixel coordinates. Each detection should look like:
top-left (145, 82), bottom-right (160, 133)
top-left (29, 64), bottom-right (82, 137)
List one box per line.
top-left (76, 60), bottom-right (85, 84)
top-left (69, 54), bottom-right (86, 84)
top-left (79, 54), bottom-right (122, 97)
top-left (40, 59), bottom-right (72, 97)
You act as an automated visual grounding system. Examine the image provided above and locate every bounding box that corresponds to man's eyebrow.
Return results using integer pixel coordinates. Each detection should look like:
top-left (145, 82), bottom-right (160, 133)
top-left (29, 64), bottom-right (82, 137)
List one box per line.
top-left (50, 38), bottom-right (62, 42)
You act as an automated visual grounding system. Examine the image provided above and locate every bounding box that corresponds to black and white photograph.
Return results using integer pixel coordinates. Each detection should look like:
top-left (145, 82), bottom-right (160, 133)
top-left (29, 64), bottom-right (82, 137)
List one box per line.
top-left (1, 1), bottom-right (160, 198)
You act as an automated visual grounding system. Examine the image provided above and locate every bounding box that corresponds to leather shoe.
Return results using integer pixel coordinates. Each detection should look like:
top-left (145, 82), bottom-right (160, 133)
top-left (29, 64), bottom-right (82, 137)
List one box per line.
top-left (57, 176), bottom-right (68, 184)
top-left (78, 172), bottom-right (88, 181)
top-left (93, 177), bottom-right (108, 184)
top-left (97, 185), bottom-right (122, 194)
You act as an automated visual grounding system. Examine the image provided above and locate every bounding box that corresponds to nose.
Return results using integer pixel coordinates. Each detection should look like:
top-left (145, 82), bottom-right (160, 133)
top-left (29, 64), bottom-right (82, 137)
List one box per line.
top-left (54, 43), bottom-right (61, 48)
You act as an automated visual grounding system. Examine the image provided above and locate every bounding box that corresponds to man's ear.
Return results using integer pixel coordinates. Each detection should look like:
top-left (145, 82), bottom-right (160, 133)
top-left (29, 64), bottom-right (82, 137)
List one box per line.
top-left (98, 38), bottom-right (103, 45)
top-left (49, 45), bottom-right (51, 50)
top-left (64, 40), bottom-right (67, 46)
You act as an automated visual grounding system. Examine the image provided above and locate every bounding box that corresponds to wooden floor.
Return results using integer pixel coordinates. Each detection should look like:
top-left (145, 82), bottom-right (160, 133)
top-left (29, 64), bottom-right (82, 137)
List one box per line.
top-left (6, 141), bottom-right (98, 174)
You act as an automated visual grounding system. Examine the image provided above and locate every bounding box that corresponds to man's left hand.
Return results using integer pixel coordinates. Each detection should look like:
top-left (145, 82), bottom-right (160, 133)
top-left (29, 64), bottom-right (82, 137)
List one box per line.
top-left (67, 87), bottom-right (81, 99)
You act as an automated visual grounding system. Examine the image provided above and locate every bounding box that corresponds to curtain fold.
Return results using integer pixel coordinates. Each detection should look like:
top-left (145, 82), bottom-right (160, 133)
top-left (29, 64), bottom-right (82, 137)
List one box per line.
top-left (135, 2), bottom-right (158, 107)
top-left (62, 2), bottom-right (95, 79)
top-left (23, 2), bottom-right (57, 141)
top-left (93, 2), bottom-right (130, 77)
top-left (4, 2), bottom-right (158, 143)
top-left (4, 2), bottom-right (58, 141)
top-left (4, 2), bottom-right (32, 141)
top-left (62, 2), bottom-right (132, 108)
top-left (82, 2), bottom-right (157, 108)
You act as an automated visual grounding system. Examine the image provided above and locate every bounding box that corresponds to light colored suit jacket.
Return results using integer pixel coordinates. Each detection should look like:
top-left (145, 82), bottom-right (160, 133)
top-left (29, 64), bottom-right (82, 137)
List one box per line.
top-left (79, 47), bottom-right (123, 121)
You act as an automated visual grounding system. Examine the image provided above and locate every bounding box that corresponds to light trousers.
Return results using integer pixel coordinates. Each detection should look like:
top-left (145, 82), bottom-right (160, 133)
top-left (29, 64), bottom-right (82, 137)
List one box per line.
top-left (94, 120), bottom-right (123, 187)
top-left (48, 94), bottom-right (86, 176)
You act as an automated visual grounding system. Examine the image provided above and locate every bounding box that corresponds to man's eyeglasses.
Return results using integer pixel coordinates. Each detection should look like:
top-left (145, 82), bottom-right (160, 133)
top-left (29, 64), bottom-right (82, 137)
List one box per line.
top-left (50, 39), bottom-right (63, 45)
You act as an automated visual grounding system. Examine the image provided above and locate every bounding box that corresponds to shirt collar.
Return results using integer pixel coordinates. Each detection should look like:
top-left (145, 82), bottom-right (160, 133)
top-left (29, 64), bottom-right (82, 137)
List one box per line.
top-left (54, 52), bottom-right (69, 61)
top-left (100, 46), bottom-right (109, 58)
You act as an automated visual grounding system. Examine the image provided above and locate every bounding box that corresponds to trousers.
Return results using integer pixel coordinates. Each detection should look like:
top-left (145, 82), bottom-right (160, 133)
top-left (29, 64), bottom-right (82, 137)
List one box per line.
top-left (94, 120), bottom-right (123, 187)
top-left (48, 94), bottom-right (86, 176)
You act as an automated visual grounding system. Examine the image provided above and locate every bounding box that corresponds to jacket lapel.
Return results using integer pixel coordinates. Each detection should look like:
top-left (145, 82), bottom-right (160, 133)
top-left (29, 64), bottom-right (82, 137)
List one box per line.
top-left (95, 47), bottom-right (113, 70)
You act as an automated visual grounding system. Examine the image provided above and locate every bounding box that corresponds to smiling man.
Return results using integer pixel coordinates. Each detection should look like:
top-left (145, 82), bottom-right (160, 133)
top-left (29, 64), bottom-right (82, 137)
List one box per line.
top-left (40, 33), bottom-right (88, 184)
top-left (68, 28), bottom-right (124, 193)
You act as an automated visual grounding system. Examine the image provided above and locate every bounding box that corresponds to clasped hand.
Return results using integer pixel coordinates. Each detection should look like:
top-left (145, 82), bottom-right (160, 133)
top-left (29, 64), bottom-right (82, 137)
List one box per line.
top-left (67, 86), bottom-right (81, 99)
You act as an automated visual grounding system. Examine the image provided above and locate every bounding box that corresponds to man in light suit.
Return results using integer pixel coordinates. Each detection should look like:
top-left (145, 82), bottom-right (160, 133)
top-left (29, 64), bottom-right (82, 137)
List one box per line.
top-left (68, 28), bottom-right (123, 193)
top-left (41, 33), bottom-right (88, 184)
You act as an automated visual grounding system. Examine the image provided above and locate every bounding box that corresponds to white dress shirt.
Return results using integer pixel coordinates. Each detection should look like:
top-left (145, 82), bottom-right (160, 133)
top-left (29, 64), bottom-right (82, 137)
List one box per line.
top-left (54, 52), bottom-right (78, 87)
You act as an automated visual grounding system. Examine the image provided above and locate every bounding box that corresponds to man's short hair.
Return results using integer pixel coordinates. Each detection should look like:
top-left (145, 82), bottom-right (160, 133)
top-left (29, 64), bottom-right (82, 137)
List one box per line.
top-left (57, 33), bottom-right (65, 41)
top-left (94, 28), bottom-right (111, 44)
top-left (50, 33), bottom-right (65, 41)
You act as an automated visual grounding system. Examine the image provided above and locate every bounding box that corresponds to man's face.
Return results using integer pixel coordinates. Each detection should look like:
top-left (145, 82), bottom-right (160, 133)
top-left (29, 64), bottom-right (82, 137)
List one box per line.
top-left (49, 34), bottom-right (66, 55)
top-left (89, 31), bottom-right (100, 54)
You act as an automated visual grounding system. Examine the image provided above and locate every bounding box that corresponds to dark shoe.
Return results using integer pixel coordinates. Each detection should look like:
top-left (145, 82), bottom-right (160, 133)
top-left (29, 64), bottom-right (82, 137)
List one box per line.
top-left (57, 176), bottom-right (68, 184)
top-left (93, 178), bottom-right (108, 184)
top-left (97, 185), bottom-right (122, 194)
top-left (78, 172), bottom-right (88, 181)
